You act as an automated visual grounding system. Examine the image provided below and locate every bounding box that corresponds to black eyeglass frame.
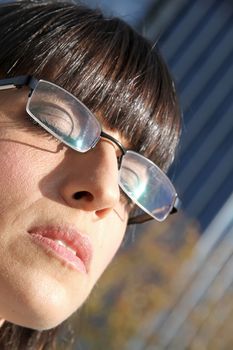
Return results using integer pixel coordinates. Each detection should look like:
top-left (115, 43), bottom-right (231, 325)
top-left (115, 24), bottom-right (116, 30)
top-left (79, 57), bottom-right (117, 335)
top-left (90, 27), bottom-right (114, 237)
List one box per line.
top-left (0, 75), bottom-right (180, 225)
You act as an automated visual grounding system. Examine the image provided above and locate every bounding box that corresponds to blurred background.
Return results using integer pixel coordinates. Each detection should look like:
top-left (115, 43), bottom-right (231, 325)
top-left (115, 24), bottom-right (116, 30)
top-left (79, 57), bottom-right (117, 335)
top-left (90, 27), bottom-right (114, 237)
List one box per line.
top-left (62, 0), bottom-right (233, 349)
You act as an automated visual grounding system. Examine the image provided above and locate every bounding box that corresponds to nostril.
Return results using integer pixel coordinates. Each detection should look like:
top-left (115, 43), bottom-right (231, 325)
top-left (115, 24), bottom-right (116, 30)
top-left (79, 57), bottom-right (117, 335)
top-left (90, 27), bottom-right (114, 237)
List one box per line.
top-left (73, 191), bottom-right (93, 201)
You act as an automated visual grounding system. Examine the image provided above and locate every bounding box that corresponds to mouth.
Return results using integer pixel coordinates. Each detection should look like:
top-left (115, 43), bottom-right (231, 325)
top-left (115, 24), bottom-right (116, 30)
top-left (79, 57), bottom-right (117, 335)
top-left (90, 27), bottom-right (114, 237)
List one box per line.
top-left (28, 225), bottom-right (93, 274)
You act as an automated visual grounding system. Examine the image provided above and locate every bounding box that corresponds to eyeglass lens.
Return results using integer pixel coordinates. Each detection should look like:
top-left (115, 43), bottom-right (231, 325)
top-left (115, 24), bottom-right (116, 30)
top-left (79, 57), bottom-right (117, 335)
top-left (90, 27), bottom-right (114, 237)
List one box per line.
top-left (27, 80), bottom-right (101, 152)
top-left (26, 80), bottom-right (176, 222)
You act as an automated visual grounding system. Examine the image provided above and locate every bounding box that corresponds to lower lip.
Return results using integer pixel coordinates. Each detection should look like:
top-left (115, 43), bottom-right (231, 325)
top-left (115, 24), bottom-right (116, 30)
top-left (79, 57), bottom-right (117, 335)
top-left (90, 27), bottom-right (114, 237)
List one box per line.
top-left (30, 233), bottom-right (87, 274)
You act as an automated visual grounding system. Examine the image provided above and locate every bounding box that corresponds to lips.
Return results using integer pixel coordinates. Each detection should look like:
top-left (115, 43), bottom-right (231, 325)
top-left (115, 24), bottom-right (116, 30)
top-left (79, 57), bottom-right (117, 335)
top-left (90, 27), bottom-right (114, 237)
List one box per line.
top-left (28, 225), bottom-right (92, 274)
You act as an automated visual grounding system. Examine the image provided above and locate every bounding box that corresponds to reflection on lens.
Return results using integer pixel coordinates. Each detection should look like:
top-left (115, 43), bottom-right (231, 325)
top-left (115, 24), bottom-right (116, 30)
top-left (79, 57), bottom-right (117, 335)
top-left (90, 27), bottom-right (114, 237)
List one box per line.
top-left (133, 182), bottom-right (147, 199)
top-left (26, 80), bottom-right (101, 153)
top-left (119, 150), bottom-right (176, 221)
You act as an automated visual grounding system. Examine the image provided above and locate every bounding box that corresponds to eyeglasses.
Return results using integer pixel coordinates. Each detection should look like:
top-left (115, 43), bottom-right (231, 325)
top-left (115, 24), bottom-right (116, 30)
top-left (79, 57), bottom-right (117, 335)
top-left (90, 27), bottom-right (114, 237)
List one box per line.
top-left (0, 75), bottom-right (180, 224)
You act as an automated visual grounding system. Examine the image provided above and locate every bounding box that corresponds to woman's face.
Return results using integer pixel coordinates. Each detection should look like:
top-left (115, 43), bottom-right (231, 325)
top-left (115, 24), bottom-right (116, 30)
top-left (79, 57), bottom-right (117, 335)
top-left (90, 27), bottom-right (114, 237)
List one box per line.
top-left (0, 86), bottom-right (129, 330)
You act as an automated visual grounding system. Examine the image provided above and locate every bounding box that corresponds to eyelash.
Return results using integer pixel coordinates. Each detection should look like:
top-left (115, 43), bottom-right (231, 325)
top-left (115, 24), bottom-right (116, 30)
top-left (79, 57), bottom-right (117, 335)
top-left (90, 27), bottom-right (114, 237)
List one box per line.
top-left (25, 114), bottom-right (61, 143)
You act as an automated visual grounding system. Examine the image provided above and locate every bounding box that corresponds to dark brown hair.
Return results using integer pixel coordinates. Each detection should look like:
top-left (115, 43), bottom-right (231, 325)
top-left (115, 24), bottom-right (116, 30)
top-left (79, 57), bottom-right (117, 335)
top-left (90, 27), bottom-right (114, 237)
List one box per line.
top-left (0, 0), bottom-right (180, 171)
top-left (0, 0), bottom-right (181, 348)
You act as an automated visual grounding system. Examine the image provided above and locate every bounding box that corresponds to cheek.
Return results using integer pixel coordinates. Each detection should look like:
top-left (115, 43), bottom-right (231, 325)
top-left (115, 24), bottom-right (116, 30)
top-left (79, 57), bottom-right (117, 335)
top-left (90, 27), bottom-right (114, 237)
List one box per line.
top-left (0, 139), bottom-right (61, 230)
top-left (0, 139), bottom-right (60, 213)
top-left (0, 144), bottom-right (38, 211)
top-left (91, 219), bottom-right (127, 281)
top-left (1, 147), bottom-right (32, 179)
top-left (97, 205), bottom-right (129, 271)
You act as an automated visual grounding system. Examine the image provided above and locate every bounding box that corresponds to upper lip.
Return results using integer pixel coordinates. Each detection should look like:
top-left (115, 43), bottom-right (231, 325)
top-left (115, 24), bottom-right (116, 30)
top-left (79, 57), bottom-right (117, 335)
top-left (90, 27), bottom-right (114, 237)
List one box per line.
top-left (28, 224), bottom-right (93, 271)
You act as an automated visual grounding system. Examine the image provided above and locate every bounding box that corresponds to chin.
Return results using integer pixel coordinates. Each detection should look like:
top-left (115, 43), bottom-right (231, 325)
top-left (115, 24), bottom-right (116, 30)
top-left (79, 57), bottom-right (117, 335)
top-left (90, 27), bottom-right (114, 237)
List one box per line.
top-left (0, 243), bottom-right (92, 330)
top-left (7, 304), bottom-right (74, 331)
top-left (2, 285), bottom-right (82, 331)
top-left (20, 314), bottom-right (69, 331)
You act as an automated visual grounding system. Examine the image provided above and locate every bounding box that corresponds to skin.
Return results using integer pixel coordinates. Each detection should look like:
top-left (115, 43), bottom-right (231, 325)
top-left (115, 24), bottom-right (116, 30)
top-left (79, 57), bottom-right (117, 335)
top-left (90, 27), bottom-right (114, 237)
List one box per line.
top-left (0, 86), bottom-right (130, 330)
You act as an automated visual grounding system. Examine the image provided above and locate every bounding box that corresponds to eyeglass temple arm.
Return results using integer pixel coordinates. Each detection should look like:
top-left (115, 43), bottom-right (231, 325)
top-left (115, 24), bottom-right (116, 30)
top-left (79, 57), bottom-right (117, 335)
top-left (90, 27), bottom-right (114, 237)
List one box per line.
top-left (0, 75), bottom-right (37, 90)
top-left (171, 196), bottom-right (181, 214)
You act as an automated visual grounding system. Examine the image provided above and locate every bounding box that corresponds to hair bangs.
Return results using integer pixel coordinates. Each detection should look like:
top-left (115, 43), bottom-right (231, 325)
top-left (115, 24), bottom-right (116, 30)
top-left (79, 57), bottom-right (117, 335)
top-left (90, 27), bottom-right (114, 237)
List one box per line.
top-left (50, 15), bottom-right (180, 171)
top-left (0, 0), bottom-right (181, 171)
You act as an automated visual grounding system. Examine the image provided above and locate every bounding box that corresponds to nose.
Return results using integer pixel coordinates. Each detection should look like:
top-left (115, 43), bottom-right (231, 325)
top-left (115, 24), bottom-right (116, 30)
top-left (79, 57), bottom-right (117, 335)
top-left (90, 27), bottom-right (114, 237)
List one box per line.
top-left (59, 140), bottom-right (121, 219)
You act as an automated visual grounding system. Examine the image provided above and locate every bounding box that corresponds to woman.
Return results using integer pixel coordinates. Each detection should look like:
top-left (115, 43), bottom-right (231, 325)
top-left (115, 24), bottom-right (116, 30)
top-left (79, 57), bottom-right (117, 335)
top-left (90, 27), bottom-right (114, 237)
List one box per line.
top-left (0, 0), bottom-right (181, 348)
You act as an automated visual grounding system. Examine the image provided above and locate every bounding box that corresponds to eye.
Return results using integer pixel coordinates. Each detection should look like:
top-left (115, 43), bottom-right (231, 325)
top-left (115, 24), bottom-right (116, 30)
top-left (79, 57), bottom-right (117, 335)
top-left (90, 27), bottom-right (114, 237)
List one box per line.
top-left (24, 114), bottom-right (61, 143)
top-left (120, 166), bottom-right (141, 191)
top-left (29, 103), bottom-right (75, 135)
